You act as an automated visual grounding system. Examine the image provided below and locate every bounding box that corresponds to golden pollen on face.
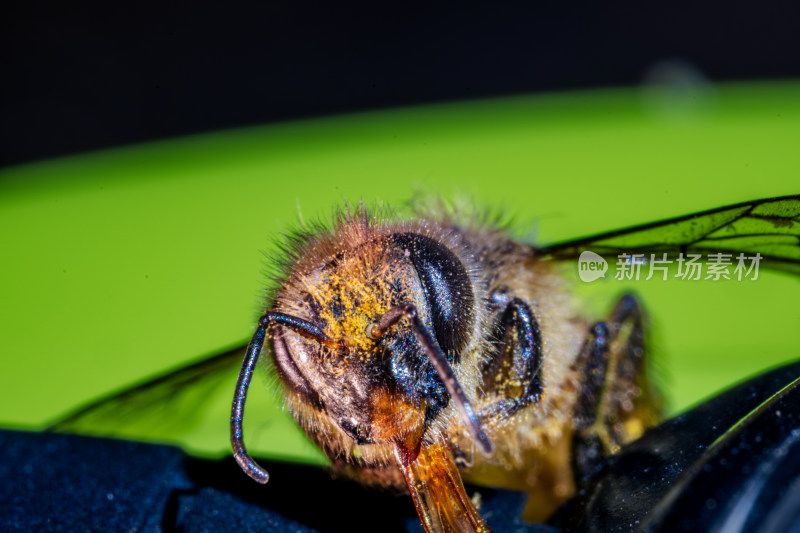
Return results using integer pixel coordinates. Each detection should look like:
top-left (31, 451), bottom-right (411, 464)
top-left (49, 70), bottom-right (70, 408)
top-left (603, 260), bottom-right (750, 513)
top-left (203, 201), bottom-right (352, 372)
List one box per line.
top-left (303, 248), bottom-right (400, 353)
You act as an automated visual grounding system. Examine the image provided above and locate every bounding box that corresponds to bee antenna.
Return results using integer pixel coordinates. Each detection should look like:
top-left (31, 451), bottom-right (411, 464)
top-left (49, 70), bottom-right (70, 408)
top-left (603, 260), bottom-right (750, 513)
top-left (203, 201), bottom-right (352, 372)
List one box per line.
top-left (231, 311), bottom-right (335, 484)
top-left (369, 304), bottom-right (494, 455)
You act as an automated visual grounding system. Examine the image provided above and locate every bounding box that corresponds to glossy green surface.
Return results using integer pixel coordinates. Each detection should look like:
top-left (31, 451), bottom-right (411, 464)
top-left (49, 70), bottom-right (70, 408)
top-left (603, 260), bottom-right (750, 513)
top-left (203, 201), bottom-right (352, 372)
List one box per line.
top-left (1, 81), bottom-right (798, 464)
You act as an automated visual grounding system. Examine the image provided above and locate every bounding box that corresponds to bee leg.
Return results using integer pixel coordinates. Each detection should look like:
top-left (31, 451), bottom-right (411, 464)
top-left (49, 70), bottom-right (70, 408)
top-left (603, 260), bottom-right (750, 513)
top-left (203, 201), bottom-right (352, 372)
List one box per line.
top-left (570, 294), bottom-right (663, 482)
top-left (477, 297), bottom-right (544, 423)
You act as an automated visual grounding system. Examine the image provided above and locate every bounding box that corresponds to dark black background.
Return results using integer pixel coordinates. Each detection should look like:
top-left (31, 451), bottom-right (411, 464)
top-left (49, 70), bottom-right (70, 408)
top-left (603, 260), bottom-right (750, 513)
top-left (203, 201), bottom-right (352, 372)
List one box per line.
top-left (3, 1), bottom-right (799, 167)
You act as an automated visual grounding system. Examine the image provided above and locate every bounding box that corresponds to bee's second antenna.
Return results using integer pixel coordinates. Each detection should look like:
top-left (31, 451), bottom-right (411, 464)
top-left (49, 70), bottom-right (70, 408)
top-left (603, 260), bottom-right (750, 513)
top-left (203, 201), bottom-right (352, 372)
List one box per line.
top-left (370, 304), bottom-right (494, 456)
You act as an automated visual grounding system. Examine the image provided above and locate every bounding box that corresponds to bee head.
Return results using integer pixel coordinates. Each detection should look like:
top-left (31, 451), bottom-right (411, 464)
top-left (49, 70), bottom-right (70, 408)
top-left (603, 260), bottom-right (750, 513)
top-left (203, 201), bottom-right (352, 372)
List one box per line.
top-left (270, 230), bottom-right (480, 452)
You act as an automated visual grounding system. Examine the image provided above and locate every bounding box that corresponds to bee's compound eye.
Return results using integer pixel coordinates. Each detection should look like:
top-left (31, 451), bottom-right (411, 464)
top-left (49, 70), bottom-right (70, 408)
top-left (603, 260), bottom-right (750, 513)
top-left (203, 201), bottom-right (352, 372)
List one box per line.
top-left (389, 233), bottom-right (474, 359)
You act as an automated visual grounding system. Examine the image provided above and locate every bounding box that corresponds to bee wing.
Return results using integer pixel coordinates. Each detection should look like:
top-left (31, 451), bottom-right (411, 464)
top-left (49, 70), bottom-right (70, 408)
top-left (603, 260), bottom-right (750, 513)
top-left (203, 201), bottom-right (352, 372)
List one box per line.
top-left (50, 344), bottom-right (247, 444)
top-left (538, 195), bottom-right (800, 275)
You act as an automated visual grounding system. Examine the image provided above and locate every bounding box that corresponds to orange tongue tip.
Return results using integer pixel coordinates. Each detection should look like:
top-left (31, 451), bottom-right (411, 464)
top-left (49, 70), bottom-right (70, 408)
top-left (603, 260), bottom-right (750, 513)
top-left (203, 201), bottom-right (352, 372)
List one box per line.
top-left (395, 439), bottom-right (422, 466)
top-left (387, 412), bottom-right (426, 466)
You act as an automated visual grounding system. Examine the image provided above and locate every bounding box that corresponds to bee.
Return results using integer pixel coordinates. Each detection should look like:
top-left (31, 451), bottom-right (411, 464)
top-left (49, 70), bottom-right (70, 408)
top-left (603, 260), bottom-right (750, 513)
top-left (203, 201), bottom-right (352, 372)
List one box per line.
top-left (55, 194), bottom-right (800, 532)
